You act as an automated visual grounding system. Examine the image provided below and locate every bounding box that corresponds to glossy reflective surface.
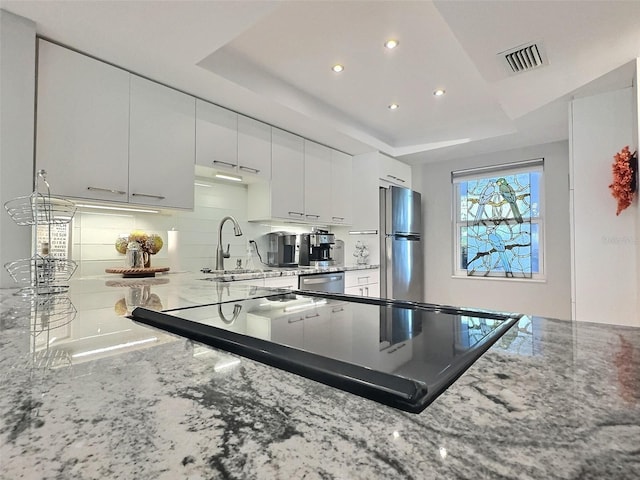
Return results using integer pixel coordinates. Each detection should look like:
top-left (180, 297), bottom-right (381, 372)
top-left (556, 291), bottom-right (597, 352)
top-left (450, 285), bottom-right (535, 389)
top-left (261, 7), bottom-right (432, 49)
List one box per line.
top-left (133, 291), bottom-right (521, 412)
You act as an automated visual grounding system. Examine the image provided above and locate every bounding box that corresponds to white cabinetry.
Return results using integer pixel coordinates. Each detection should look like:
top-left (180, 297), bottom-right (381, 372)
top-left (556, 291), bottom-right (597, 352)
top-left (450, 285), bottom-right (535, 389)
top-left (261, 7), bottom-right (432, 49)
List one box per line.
top-left (345, 269), bottom-right (380, 297)
top-left (129, 76), bottom-right (195, 209)
top-left (304, 140), bottom-right (332, 224)
top-left (330, 150), bottom-right (353, 225)
top-left (238, 115), bottom-right (271, 181)
top-left (264, 275), bottom-right (298, 290)
top-left (379, 153), bottom-right (411, 188)
top-left (248, 129), bottom-right (352, 225)
top-left (195, 100), bottom-right (237, 170)
top-left (249, 127), bottom-right (305, 222)
top-left (36, 40), bottom-right (130, 202)
top-left (195, 105), bottom-right (271, 182)
top-left (36, 40), bottom-right (195, 210)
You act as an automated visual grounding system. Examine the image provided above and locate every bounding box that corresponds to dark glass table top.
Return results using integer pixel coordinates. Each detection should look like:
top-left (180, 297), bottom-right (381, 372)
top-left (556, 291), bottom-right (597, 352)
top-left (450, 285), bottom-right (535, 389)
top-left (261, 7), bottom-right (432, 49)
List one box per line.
top-left (131, 289), bottom-right (522, 413)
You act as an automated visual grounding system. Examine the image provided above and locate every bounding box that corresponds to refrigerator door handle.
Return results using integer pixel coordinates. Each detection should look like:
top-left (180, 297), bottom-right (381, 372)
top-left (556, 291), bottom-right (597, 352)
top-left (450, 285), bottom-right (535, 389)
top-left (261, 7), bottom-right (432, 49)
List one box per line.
top-left (389, 234), bottom-right (421, 241)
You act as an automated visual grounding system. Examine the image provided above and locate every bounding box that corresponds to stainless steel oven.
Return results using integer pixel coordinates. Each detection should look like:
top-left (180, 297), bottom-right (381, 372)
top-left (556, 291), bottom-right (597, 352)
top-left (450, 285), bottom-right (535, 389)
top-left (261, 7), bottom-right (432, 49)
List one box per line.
top-left (298, 271), bottom-right (345, 293)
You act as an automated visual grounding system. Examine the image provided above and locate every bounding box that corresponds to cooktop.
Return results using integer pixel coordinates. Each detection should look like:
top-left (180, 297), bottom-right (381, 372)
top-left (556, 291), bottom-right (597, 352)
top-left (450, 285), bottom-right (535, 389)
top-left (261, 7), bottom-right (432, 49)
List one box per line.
top-left (131, 290), bottom-right (522, 413)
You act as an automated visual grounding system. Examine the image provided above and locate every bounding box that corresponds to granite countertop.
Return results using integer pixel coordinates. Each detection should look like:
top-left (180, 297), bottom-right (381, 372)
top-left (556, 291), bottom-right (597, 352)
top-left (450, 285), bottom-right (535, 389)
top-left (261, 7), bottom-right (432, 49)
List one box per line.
top-left (1, 273), bottom-right (639, 479)
top-left (201, 263), bottom-right (379, 282)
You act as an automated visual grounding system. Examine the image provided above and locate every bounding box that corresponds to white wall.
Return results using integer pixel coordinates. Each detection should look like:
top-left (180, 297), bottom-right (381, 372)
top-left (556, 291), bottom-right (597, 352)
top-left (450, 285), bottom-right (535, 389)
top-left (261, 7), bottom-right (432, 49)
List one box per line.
top-left (0, 11), bottom-right (35, 288)
top-left (570, 86), bottom-right (638, 326)
top-left (417, 140), bottom-right (572, 320)
top-left (635, 59), bottom-right (640, 320)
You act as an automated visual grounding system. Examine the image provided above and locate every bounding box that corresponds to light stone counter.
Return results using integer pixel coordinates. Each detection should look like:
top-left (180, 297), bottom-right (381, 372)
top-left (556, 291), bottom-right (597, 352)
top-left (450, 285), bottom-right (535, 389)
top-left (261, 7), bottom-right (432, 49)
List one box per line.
top-left (0, 272), bottom-right (638, 479)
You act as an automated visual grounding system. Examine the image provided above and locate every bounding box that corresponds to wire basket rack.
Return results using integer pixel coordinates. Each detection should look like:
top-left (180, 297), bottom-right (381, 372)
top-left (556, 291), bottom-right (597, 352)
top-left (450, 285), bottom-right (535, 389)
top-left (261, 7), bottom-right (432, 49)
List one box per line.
top-left (4, 294), bottom-right (77, 331)
top-left (4, 194), bottom-right (76, 226)
top-left (3, 170), bottom-right (77, 295)
top-left (4, 256), bottom-right (77, 295)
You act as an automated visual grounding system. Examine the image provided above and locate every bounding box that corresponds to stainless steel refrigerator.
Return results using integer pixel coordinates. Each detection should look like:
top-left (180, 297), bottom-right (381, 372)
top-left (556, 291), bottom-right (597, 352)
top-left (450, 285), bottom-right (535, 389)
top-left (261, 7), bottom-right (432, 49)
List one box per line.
top-left (380, 186), bottom-right (424, 302)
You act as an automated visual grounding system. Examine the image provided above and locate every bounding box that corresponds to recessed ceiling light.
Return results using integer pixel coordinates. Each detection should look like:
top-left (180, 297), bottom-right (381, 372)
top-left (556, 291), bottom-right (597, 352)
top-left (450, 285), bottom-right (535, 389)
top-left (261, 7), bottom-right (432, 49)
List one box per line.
top-left (384, 39), bottom-right (399, 49)
top-left (332, 64), bottom-right (344, 73)
top-left (388, 103), bottom-right (399, 110)
top-left (433, 89), bottom-right (446, 97)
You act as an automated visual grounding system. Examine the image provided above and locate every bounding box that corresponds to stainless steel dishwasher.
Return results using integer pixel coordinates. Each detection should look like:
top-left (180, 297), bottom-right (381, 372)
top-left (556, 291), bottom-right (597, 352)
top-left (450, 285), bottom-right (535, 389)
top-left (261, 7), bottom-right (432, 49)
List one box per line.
top-left (298, 271), bottom-right (345, 293)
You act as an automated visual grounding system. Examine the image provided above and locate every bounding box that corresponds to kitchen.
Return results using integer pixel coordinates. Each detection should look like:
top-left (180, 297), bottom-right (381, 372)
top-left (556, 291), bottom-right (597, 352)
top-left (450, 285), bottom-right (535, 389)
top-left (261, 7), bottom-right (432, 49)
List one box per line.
top-left (1, 2), bottom-right (640, 479)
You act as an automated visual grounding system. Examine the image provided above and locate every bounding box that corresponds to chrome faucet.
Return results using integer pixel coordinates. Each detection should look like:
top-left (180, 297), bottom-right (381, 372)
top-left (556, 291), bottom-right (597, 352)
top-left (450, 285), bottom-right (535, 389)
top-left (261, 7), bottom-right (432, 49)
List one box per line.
top-left (216, 216), bottom-right (243, 270)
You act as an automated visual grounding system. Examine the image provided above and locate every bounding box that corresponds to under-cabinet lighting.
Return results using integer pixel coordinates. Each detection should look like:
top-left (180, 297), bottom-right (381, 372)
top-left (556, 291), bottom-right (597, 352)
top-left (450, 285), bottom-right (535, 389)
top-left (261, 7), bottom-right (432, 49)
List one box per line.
top-left (71, 337), bottom-right (158, 358)
top-left (76, 204), bottom-right (159, 214)
top-left (215, 173), bottom-right (243, 182)
top-left (194, 182), bottom-right (214, 188)
top-left (349, 230), bottom-right (378, 235)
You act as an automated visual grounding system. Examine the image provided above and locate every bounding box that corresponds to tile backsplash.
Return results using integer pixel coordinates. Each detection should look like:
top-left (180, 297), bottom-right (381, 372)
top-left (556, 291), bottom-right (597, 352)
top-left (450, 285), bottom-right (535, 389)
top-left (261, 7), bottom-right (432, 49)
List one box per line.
top-left (71, 180), bottom-right (319, 277)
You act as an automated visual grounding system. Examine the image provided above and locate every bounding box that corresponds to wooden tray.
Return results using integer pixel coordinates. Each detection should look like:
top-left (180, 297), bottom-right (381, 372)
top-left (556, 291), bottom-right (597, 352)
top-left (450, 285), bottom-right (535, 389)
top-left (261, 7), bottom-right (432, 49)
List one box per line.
top-left (105, 267), bottom-right (170, 278)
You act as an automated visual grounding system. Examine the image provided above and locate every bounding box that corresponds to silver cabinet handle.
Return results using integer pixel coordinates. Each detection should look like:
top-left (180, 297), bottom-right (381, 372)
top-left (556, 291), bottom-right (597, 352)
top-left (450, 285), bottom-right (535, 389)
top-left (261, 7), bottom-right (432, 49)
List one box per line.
top-left (131, 193), bottom-right (166, 200)
top-left (239, 165), bottom-right (259, 174)
top-left (331, 307), bottom-right (344, 313)
top-left (288, 317), bottom-right (304, 324)
top-left (359, 287), bottom-right (363, 296)
top-left (305, 313), bottom-right (320, 319)
top-left (365, 286), bottom-right (369, 296)
top-left (386, 174), bottom-right (405, 183)
top-left (87, 186), bottom-right (126, 195)
top-left (288, 211), bottom-right (304, 217)
top-left (213, 160), bottom-right (236, 169)
top-left (306, 214), bottom-right (320, 219)
top-left (332, 216), bottom-right (344, 221)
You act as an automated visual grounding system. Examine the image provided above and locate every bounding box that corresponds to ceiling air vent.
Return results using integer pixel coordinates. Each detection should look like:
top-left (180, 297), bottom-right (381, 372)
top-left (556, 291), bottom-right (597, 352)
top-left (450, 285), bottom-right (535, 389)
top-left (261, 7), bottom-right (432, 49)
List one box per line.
top-left (499, 42), bottom-right (548, 75)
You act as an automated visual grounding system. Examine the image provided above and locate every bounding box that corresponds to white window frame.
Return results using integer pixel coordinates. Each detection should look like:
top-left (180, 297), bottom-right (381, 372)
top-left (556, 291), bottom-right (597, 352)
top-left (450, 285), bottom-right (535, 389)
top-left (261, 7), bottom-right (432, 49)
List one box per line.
top-left (452, 159), bottom-right (545, 280)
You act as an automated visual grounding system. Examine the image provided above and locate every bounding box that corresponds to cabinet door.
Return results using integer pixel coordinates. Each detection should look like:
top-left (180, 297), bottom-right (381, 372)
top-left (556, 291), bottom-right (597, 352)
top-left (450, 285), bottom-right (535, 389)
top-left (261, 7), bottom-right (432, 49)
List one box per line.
top-left (270, 313), bottom-right (304, 348)
top-left (380, 153), bottom-right (412, 188)
top-left (303, 309), bottom-right (332, 355)
top-left (36, 41), bottom-right (130, 202)
top-left (195, 100), bottom-right (238, 171)
top-left (330, 150), bottom-right (353, 225)
top-left (271, 128), bottom-right (304, 220)
top-left (304, 140), bottom-right (332, 224)
top-left (129, 76), bottom-right (195, 209)
top-left (238, 115), bottom-right (271, 181)
top-left (264, 276), bottom-right (298, 290)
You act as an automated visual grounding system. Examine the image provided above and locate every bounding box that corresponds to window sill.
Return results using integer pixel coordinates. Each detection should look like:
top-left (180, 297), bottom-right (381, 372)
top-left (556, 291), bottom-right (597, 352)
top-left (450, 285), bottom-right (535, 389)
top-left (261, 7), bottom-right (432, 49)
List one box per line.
top-left (451, 274), bottom-right (547, 284)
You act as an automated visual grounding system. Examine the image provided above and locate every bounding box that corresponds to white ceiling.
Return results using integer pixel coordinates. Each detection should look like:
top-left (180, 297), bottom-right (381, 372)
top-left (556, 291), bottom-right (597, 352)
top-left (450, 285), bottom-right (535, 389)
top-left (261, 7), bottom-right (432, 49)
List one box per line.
top-left (2, 0), bottom-right (639, 164)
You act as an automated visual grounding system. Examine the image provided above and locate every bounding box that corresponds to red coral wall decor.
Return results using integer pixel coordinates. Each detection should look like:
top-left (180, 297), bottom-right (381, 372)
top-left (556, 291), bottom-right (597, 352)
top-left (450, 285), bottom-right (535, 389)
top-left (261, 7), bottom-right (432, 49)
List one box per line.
top-left (608, 146), bottom-right (638, 216)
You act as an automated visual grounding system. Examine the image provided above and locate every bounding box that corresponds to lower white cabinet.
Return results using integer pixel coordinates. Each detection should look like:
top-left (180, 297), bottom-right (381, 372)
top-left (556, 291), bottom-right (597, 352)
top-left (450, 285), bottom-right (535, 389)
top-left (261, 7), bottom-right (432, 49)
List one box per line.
top-left (264, 276), bottom-right (298, 290)
top-left (345, 269), bottom-right (380, 298)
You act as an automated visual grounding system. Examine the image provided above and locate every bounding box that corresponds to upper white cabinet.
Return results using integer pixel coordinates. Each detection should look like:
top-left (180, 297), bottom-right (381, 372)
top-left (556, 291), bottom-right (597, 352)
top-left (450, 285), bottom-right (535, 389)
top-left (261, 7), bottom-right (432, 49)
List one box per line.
top-left (195, 100), bottom-right (237, 170)
top-left (129, 76), bottom-right (195, 209)
top-left (248, 129), bottom-right (352, 225)
top-left (304, 140), bottom-right (332, 224)
top-left (36, 40), bottom-right (195, 209)
top-left (237, 115), bottom-right (271, 181)
top-left (330, 150), bottom-right (353, 225)
top-left (36, 41), bottom-right (130, 202)
top-left (260, 127), bottom-right (305, 221)
top-left (379, 153), bottom-right (411, 188)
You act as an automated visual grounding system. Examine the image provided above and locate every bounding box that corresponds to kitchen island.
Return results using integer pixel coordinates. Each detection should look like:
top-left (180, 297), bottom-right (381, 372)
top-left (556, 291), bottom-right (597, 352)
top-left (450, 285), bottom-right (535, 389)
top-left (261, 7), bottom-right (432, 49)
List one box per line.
top-left (1, 272), bottom-right (638, 479)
